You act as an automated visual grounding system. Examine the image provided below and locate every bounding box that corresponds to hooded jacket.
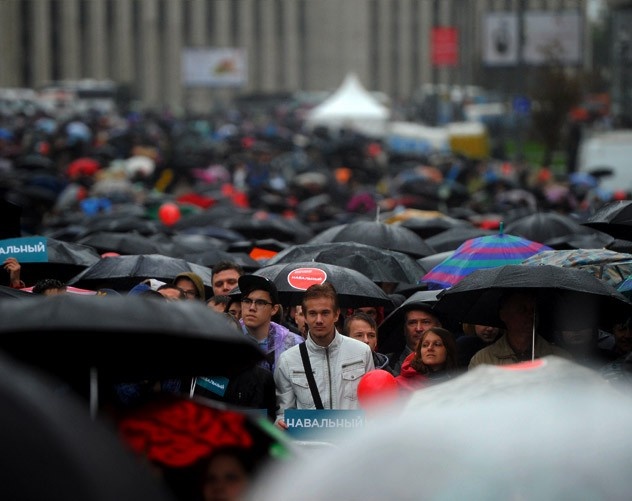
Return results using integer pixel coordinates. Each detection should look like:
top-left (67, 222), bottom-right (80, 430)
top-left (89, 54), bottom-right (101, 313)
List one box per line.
top-left (395, 352), bottom-right (429, 391)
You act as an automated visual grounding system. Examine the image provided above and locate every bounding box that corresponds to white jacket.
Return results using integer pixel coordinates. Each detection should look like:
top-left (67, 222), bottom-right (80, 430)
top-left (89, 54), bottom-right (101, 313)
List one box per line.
top-left (274, 330), bottom-right (374, 422)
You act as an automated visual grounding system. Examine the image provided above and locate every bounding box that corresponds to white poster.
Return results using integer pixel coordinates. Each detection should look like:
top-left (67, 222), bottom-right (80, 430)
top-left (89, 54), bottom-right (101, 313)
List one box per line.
top-left (181, 48), bottom-right (248, 87)
top-left (524, 11), bottom-right (582, 65)
top-left (482, 12), bottom-right (519, 66)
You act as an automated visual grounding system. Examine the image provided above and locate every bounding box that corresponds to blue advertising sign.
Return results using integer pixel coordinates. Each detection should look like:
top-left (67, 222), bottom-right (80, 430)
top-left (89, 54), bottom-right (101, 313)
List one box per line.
top-left (0, 237), bottom-right (48, 262)
top-left (284, 409), bottom-right (365, 440)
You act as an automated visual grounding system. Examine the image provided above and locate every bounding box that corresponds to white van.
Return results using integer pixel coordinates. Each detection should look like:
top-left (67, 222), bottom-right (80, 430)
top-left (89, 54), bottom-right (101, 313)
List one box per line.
top-left (577, 130), bottom-right (632, 193)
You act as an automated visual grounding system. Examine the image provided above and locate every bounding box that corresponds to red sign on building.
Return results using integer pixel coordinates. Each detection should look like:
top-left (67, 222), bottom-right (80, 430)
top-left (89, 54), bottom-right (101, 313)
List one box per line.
top-left (432, 27), bottom-right (459, 67)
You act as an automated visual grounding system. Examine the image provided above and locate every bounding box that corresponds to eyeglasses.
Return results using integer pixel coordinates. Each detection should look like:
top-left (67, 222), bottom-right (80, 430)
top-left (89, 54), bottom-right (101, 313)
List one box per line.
top-left (241, 298), bottom-right (274, 309)
top-left (181, 290), bottom-right (198, 298)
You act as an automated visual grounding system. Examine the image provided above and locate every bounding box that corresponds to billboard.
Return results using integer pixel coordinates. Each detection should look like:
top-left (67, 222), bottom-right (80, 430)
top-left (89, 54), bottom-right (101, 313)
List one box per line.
top-left (482, 10), bottom-right (582, 66)
top-left (432, 27), bottom-right (459, 67)
top-left (482, 12), bottom-right (519, 66)
top-left (181, 48), bottom-right (248, 87)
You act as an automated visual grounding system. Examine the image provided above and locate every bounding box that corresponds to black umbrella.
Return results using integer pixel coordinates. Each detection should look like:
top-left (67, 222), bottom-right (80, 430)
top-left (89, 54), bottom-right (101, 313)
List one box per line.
top-left (505, 211), bottom-right (611, 246)
top-left (244, 261), bottom-right (394, 308)
top-left (182, 249), bottom-right (261, 272)
top-left (265, 242), bottom-right (425, 285)
top-left (0, 236), bottom-right (101, 285)
top-left (0, 284), bottom-right (33, 299)
top-left (582, 200), bottom-right (632, 240)
top-left (77, 231), bottom-right (167, 255)
top-left (433, 264), bottom-right (632, 329)
top-left (67, 254), bottom-right (214, 294)
top-left (83, 213), bottom-right (165, 236)
top-left (417, 250), bottom-right (455, 274)
top-left (221, 214), bottom-right (314, 244)
top-left (425, 226), bottom-right (496, 253)
top-left (0, 352), bottom-right (175, 501)
top-left (399, 216), bottom-right (472, 239)
top-left (0, 295), bottom-right (264, 415)
top-left (308, 221), bottom-right (436, 258)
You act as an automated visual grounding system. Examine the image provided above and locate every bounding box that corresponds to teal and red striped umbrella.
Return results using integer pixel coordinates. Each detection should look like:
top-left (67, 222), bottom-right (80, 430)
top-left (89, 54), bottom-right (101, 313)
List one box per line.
top-left (422, 232), bottom-right (551, 290)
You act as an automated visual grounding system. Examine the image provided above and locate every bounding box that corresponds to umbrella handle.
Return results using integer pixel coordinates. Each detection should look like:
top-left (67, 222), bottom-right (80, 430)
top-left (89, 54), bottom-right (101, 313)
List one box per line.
top-left (90, 367), bottom-right (99, 420)
top-left (532, 309), bottom-right (537, 362)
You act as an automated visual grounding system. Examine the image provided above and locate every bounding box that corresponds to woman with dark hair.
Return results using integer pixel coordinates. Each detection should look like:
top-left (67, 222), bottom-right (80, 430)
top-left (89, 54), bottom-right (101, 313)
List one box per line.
top-left (396, 327), bottom-right (458, 392)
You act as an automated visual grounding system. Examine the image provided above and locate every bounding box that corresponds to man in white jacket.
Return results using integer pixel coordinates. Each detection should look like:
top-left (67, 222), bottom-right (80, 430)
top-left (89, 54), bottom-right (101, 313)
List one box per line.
top-left (274, 282), bottom-right (374, 429)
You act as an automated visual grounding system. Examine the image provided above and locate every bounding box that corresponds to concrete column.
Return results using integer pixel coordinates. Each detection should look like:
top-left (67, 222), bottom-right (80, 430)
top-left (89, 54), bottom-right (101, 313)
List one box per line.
top-left (398, 0), bottom-right (414, 99)
top-left (213, 0), bottom-right (231, 46)
top-left (282, 0), bottom-right (301, 91)
top-left (376, 0), bottom-right (394, 96)
top-left (139, 0), bottom-right (160, 107)
top-left (32, 0), bottom-right (52, 86)
top-left (86, 0), bottom-right (108, 78)
top-left (0, 0), bottom-right (23, 86)
top-left (419, 0), bottom-right (433, 87)
top-left (185, 0), bottom-right (210, 112)
top-left (237, 0), bottom-right (256, 92)
top-left (112, 0), bottom-right (135, 85)
top-left (164, 0), bottom-right (184, 113)
top-left (259, 0), bottom-right (278, 91)
top-left (189, 0), bottom-right (209, 45)
top-left (59, 0), bottom-right (81, 79)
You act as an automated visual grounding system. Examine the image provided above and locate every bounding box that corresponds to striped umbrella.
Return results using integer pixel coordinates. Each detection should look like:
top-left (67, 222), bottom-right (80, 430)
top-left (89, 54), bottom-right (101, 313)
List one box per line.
top-left (422, 231), bottom-right (552, 290)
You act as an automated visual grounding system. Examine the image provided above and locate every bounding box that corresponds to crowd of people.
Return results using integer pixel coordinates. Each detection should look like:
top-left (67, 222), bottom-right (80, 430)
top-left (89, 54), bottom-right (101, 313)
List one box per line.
top-left (2, 101), bottom-right (632, 501)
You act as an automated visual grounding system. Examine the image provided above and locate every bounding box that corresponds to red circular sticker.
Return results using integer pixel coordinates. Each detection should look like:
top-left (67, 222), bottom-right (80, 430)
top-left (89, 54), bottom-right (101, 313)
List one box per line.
top-left (287, 267), bottom-right (328, 290)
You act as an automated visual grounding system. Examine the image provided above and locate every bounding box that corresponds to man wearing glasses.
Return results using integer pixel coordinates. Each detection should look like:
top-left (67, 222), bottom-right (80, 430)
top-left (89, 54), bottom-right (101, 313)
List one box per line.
top-left (237, 274), bottom-right (304, 373)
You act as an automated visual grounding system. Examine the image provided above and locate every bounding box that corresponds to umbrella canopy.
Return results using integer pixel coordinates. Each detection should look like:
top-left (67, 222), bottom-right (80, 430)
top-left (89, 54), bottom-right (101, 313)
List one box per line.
top-left (0, 284), bottom-right (33, 299)
top-left (77, 231), bottom-right (167, 256)
top-left (265, 242), bottom-right (425, 285)
top-left (398, 216), bottom-right (472, 239)
top-left (422, 233), bottom-right (552, 290)
top-left (67, 254), bottom-right (215, 294)
top-left (0, 294), bottom-right (264, 383)
top-left (425, 226), bottom-right (496, 253)
top-left (243, 262), bottom-right (394, 308)
top-left (0, 236), bottom-right (101, 285)
top-left (183, 249), bottom-right (261, 272)
top-left (522, 248), bottom-right (632, 288)
top-left (582, 200), bottom-right (632, 240)
top-left (433, 264), bottom-right (632, 329)
top-left (505, 211), bottom-right (610, 246)
top-left (416, 250), bottom-right (455, 274)
top-left (308, 221), bottom-right (436, 258)
top-left (220, 214), bottom-right (314, 244)
top-left (251, 356), bottom-right (632, 500)
top-left (0, 353), bottom-right (175, 501)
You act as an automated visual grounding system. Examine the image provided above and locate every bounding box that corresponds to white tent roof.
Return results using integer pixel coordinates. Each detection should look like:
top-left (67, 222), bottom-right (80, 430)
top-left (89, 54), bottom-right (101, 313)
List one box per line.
top-left (305, 73), bottom-right (390, 137)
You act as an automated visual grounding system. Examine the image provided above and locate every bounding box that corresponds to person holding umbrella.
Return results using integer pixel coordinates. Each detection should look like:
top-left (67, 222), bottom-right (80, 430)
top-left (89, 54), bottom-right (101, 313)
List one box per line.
top-left (469, 290), bottom-right (570, 369)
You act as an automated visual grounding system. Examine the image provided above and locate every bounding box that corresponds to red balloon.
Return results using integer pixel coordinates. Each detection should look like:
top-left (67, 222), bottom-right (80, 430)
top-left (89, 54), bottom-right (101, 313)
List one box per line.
top-left (357, 369), bottom-right (399, 409)
top-left (158, 202), bottom-right (181, 226)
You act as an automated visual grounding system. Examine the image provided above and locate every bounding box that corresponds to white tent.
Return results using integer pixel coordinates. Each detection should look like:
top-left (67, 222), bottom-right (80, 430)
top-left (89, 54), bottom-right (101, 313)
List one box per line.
top-left (305, 73), bottom-right (390, 137)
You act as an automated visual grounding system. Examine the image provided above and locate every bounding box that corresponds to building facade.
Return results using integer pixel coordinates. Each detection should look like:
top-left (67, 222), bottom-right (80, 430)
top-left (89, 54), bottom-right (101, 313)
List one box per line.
top-left (0, 0), bottom-right (588, 113)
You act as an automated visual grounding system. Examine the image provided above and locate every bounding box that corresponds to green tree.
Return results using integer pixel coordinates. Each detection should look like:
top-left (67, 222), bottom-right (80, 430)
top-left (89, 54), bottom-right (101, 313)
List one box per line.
top-left (529, 56), bottom-right (582, 167)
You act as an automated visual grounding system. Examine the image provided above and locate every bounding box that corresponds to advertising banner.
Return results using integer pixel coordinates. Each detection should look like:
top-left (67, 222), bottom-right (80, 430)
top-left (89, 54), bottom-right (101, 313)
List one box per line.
top-left (182, 47), bottom-right (247, 87)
